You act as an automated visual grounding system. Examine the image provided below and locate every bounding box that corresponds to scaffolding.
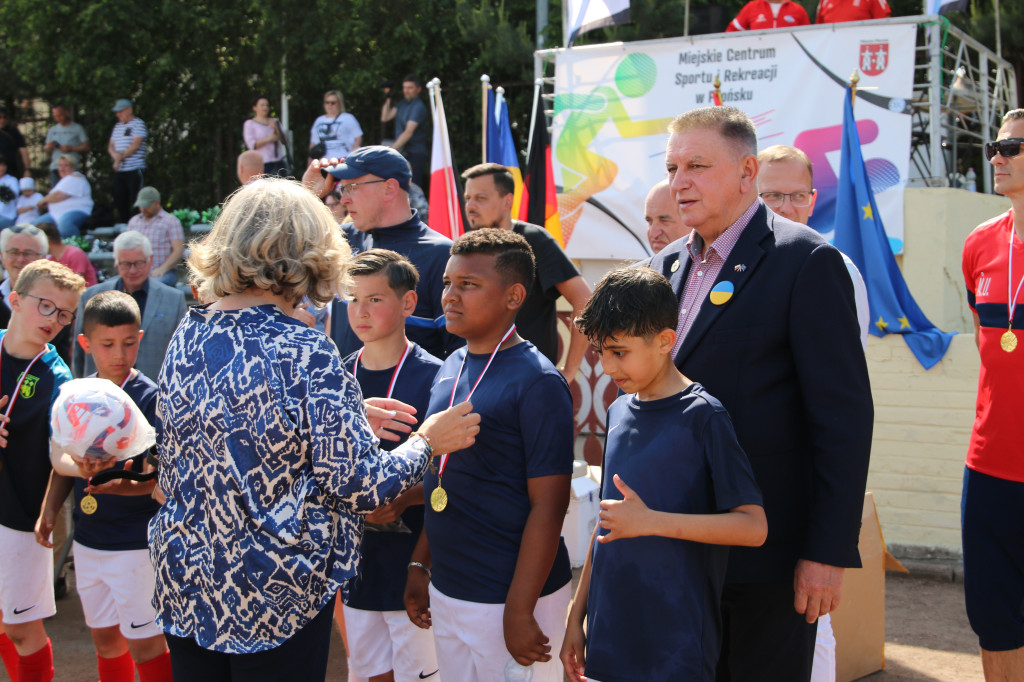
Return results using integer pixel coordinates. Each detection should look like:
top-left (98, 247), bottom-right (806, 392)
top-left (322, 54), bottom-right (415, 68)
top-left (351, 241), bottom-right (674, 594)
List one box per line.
top-left (535, 15), bottom-right (1017, 195)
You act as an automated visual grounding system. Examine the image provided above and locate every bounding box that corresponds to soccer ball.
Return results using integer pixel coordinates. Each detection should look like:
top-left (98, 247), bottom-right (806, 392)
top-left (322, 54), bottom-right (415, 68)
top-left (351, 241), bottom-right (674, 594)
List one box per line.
top-left (51, 378), bottom-right (156, 460)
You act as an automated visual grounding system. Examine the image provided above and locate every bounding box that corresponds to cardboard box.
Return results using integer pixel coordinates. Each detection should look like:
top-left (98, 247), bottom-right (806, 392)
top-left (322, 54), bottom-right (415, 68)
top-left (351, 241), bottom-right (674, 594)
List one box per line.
top-left (562, 474), bottom-right (601, 568)
top-left (831, 492), bottom-right (894, 682)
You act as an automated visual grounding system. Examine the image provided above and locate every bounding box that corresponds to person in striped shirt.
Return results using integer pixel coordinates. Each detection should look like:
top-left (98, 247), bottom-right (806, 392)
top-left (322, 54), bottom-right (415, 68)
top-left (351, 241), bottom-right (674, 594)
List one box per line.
top-left (108, 100), bottom-right (148, 223)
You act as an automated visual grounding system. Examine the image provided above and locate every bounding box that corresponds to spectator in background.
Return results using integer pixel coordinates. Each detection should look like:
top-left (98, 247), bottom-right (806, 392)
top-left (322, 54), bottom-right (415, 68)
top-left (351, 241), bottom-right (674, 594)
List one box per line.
top-left (0, 224), bottom-right (48, 327)
top-left (324, 189), bottom-right (349, 223)
top-left (108, 99), bottom-right (148, 223)
top-left (44, 104), bottom-right (90, 188)
top-left (236, 150), bottom-right (264, 186)
top-left (644, 179), bottom-right (690, 254)
top-left (815, 0), bottom-right (890, 23)
top-left (0, 106), bottom-right (30, 178)
top-left (727, 0), bottom-right (809, 30)
top-left (37, 220), bottom-right (97, 287)
top-left (127, 186), bottom-right (184, 286)
top-left (243, 95), bottom-right (288, 176)
top-left (33, 154), bottom-right (93, 238)
top-left (0, 155), bottom-right (19, 229)
top-left (381, 76), bottom-right (430, 192)
top-left (73, 230), bottom-right (187, 380)
top-left (16, 178), bottom-right (42, 223)
top-left (310, 89), bottom-right (363, 160)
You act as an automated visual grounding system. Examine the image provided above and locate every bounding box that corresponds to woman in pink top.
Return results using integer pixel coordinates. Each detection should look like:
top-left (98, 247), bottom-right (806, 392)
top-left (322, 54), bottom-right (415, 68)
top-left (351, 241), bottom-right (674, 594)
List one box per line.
top-left (37, 219), bottom-right (97, 286)
top-left (243, 95), bottom-right (288, 177)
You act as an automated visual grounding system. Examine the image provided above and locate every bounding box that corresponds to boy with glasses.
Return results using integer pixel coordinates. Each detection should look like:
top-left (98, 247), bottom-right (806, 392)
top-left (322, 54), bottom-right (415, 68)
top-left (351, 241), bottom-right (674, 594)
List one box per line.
top-left (0, 260), bottom-right (85, 682)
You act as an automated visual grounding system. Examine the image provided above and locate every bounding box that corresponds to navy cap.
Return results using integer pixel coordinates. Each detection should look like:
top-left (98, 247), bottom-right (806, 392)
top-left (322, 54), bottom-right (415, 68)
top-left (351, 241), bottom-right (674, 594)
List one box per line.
top-left (327, 146), bottom-right (411, 191)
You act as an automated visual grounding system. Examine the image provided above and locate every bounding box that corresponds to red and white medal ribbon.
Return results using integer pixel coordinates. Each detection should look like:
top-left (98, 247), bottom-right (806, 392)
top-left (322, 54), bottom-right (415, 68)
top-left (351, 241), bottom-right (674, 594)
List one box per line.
top-left (436, 325), bottom-right (516, 478)
top-left (353, 342), bottom-right (411, 401)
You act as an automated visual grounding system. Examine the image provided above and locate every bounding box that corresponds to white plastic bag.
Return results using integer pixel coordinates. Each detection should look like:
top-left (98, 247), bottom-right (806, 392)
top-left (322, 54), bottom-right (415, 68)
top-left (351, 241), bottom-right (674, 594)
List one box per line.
top-left (50, 378), bottom-right (156, 461)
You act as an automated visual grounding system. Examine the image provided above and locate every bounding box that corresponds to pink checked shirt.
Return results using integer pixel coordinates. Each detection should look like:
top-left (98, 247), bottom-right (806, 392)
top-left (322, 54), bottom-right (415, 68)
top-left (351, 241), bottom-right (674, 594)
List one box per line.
top-left (671, 199), bottom-right (760, 356)
top-left (128, 208), bottom-right (184, 274)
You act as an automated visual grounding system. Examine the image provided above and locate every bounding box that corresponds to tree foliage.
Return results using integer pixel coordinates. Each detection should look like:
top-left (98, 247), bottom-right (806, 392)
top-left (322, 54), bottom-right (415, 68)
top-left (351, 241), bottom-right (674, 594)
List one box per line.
top-left (0, 0), bottom-right (1004, 215)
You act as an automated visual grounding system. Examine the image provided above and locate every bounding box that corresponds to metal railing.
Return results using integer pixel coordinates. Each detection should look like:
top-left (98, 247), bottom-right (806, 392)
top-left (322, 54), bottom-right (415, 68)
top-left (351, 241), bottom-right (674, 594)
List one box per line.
top-left (535, 15), bottom-right (1017, 195)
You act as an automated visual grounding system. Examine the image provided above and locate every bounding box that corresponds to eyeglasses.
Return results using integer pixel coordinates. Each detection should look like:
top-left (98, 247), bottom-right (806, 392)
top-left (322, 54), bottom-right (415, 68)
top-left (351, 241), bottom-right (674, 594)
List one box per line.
top-left (4, 249), bottom-right (42, 261)
top-left (339, 179), bottom-right (387, 198)
top-left (324, 99), bottom-right (339, 105)
top-left (984, 138), bottom-right (1024, 161)
top-left (760, 191), bottom-right (814, 208)
top-left (20, 293), bottom-right (75, 326)
top-left (117, 259), bottom-right (149, 271)
top-left (8, 225), bottom-right (42, 236)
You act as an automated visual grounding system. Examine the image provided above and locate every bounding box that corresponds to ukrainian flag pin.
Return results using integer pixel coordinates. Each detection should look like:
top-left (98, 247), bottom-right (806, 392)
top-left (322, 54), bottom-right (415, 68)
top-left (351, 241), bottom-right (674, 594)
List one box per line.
top-left (670, 259), bottom-right (680, 273)
top-left (709, 281), bottom-right (734, 305)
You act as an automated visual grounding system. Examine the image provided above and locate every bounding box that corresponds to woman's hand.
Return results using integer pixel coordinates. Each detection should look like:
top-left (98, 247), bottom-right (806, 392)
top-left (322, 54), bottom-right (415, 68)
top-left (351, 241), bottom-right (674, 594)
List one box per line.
top-left (418, 402), bottom-right (480, 455)
top-left (365, 397), bottom-right (418, 441)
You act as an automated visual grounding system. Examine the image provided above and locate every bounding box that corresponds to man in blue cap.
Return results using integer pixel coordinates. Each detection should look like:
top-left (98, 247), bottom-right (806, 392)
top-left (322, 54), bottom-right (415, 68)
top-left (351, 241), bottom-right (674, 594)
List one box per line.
top-left (303, 147), bottom-right (459, 358)
top-left (108, 99), bottom-right (148, 223)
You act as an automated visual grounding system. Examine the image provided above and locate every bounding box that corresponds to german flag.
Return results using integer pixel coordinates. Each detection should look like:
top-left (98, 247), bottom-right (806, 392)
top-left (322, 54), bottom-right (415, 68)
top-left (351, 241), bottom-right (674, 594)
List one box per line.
top-left (518, 84), bottom-right (564, 246)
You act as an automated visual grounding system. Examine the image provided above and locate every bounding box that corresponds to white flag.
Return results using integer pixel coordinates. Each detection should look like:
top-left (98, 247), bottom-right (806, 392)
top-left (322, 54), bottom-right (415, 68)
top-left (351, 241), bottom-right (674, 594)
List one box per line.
top-left (566, 0), bottom-right (630, 46)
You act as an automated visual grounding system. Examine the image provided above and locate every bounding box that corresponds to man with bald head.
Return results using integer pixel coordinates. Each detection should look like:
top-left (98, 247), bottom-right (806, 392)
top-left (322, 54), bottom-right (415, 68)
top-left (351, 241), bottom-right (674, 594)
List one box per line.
top-left (644, 179), bottom-right (690, 254)
top-left (649, 106), bottom-right (872, 681)
top-left (237, 150), bottom-right (264, 185)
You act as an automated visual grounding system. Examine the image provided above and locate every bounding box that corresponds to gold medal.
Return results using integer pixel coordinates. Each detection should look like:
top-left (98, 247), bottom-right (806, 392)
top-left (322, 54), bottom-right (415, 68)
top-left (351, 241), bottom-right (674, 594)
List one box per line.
top-left (1002, 330), bottom-right (1018, 352)
top-left (80, 494), bottom-right (98, 515)
top-left (430, 485), bottom-right (448, 512)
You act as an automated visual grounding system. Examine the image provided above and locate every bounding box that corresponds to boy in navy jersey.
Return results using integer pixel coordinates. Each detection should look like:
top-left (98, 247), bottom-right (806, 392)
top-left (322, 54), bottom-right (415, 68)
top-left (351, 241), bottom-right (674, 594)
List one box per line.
top-left (36, 290), bottom-right (172, 682)
top-left (560, 267), bottom-right (767, 682)
top-left (340, 249), bottom-right (442, 682)
top-left (0, 260), bottom-right (84, 682)
top-left (405, 229), bottom-right (574, 682)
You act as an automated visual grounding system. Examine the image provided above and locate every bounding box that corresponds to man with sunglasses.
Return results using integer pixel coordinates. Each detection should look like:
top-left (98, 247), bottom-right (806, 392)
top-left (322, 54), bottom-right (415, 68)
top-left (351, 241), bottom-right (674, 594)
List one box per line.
top-left (72, 230), bottom-right (186, 381)
top-left (962, 109), bottom-right (1024, 679)
top-left (302, 146), bottom-right (459, 359)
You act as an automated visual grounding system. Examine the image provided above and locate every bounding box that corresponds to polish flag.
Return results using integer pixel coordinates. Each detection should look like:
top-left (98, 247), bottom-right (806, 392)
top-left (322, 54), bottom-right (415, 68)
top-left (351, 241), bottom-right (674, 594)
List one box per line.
top-left (427, 80), bottom-right (464, 240)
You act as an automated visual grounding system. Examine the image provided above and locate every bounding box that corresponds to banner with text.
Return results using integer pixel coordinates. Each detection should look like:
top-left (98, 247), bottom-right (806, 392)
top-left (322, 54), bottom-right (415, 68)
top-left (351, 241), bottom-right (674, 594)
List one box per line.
top-left (551, 23), bottom-right (915, 259)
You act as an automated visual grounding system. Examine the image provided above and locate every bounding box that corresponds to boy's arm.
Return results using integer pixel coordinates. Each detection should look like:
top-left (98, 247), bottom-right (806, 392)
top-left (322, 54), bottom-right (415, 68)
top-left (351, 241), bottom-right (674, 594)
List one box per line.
top-left (504, 473), bottom-right (571, 667)
top-left (404, 526), bottom-right (433, 629)
top-left (49, 439), bottom-right (116, 478)
top-left (560, 523), bottom-right (598, 682)
top-left (598, 474), bottom-right (768, 547)
top-left (35, 471), bottom-right (73, 548)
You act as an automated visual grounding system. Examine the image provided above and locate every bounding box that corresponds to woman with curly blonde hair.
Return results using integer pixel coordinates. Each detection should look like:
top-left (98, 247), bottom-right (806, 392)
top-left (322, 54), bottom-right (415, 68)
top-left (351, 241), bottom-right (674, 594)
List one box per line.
top-left (149, 177), bottom-right (478, 680)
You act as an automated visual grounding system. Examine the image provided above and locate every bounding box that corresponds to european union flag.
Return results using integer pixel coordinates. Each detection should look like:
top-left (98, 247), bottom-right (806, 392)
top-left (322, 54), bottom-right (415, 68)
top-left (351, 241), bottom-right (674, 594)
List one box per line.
top-left (832, 85), bottom-right (955, 369)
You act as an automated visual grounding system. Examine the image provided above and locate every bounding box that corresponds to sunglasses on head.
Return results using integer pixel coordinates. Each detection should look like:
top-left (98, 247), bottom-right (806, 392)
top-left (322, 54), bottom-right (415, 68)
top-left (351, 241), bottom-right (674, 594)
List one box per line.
top-left (984, 137), bottom-right (1024, 161)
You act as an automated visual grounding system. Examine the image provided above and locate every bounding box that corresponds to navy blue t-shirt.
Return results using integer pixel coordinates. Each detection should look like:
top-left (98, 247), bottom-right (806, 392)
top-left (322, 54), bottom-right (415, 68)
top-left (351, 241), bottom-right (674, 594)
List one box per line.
top-left (423, 341), bottom-right (573, 604)
top-left (585, 384), bottom-right (763, 682)
top-left (72, 371), bottom-right (161, 551)
top-left (329, 211), bottom-right (463, 360)
top-left (342, 343), bottom-right (441, 611)
top-left (0, 333), bottom-right (71, 533)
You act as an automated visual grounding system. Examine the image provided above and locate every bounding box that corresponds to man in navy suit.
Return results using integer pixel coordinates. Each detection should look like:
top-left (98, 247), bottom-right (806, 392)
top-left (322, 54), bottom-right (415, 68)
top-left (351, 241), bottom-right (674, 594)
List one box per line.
top-left (649, 106), bottom-right (873, 681)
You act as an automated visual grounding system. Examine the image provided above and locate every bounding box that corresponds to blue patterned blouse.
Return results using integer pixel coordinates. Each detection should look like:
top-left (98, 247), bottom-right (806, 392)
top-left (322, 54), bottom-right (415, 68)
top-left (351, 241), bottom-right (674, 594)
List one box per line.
top-left (149, 304), bottom-right (430, 653)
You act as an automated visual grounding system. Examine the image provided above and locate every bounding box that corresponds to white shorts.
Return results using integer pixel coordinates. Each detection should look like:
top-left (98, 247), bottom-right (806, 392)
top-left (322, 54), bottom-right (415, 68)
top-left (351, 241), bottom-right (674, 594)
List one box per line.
top-left (0, 524), bottom-right (55, 625)
top-left (343, 605), bottom-right (440, 681)
top-left (73, 542), bottom-right (162, 639)
top-left (429, 582), bottom-right (570, 682)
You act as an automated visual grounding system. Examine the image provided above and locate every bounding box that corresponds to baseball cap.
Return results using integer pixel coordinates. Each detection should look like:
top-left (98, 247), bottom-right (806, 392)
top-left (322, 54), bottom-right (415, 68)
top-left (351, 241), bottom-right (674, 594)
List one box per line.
top-left (327, 146), bottom-right (411, 191)
top-left (112, 99), bottom-right (133, 112)
top-left (134, 186), bottom-right (160, 208)
top-left (19, 177), bottom-right (34, 191)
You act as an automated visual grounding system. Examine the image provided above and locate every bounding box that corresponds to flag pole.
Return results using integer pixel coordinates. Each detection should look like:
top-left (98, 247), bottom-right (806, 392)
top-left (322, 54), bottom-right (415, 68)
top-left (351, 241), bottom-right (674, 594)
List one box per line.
top-left (850, 69), bottom-right (860, 107)
top-left (713, 74), bottom-right (723, 106)
top-left (433, 78), bottom-right (459, 237)
top-left (481, 74), bottom-right (491, 164)
top-left (526, 79), bottom-right (542, 163)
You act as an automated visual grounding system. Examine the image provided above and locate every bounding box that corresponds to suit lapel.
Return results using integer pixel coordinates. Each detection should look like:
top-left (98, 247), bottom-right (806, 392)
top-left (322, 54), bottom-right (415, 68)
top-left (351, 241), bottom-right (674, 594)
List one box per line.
top-left (140, 280), bottom-right (158, 330)
top-left (675, 204), bottom-right (772, 366)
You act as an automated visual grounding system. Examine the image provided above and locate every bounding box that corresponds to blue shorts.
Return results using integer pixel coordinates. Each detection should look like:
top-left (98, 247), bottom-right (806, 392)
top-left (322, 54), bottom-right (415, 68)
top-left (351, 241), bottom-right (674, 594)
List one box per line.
top-left (961, 466), bottom-right (1024, 651)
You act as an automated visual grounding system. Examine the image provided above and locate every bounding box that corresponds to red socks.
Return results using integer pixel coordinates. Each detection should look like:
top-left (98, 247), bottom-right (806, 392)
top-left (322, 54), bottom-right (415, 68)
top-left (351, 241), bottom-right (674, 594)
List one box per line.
top-left (136, 650), bottom-right (173, 682)
top-left (0, 632), bottom-right (19, 682)
top-left (97, 650), bottom-right (134, 682)
top-left (16, 638), bottom-right (52, 682)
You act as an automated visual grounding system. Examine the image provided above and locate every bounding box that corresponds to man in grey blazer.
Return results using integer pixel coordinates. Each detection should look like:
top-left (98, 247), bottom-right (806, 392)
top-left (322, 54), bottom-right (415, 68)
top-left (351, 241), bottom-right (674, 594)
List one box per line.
top-left (73, 230), bottom-right (187, 380)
